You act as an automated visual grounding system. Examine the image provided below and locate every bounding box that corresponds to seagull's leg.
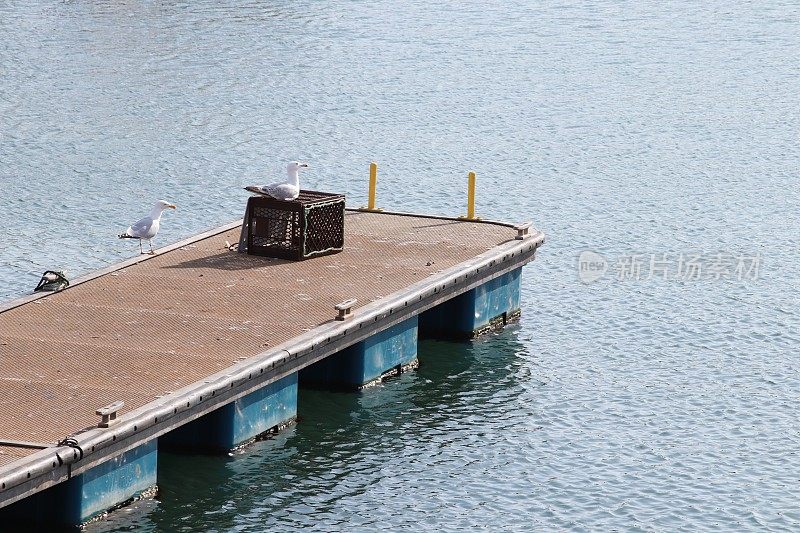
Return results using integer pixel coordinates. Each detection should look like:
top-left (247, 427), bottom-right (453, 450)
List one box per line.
top-left (148, 240), bottom-right (155, 255)
top-left (139, 239), bottom-right (144, 254)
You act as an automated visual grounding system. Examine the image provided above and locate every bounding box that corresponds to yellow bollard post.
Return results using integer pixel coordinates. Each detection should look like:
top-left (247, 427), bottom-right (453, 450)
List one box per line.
top-left (467, 171), bottom-right (476, 219)
top-left (368, 161), bottom-right (378, 210)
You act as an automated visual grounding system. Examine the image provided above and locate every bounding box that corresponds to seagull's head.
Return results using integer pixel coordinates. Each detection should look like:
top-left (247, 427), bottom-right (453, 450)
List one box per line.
top-left (155, 200), bottom-right (177, 211)
top-left (287, 161), bottom-right (309, 173)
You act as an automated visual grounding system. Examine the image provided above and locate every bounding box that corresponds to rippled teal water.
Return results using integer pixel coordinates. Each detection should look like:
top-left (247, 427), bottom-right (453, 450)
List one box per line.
top-left (1, 1), bottom-right (799, 531)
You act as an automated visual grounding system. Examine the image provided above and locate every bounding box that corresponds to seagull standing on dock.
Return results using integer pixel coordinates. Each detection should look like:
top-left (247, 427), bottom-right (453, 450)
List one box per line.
top-left (260, 161), bottom-right (309, 200)
top-left (119, 200), bottom-right (177, 254)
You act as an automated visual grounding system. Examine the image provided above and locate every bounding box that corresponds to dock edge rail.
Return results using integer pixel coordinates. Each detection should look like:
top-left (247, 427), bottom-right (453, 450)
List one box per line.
top-left (0, 211), bottom-right (544, 508)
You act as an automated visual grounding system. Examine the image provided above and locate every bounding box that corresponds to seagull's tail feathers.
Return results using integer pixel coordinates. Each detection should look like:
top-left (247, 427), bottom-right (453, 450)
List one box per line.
top-left (119, 233), bottom-right (137, 239)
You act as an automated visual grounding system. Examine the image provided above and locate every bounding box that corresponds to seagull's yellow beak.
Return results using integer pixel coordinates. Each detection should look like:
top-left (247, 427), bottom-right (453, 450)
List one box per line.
top-left (168, 204), bottom-right (177, 209)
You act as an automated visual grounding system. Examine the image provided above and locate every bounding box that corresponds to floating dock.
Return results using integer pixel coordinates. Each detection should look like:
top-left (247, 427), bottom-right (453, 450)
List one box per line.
top-left (0, 209), bottom-right (543, 527)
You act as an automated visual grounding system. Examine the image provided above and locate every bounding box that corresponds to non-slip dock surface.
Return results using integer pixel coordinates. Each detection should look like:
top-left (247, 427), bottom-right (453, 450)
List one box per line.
top-left (0, 212), bottom-right (517, 455)
top-left (0, 446), bottom-right (32, 468)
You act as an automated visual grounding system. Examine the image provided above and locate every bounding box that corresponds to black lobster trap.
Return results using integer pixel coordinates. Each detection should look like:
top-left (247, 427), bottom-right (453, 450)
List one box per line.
top-left (242, 190), bottom-right (345, 260)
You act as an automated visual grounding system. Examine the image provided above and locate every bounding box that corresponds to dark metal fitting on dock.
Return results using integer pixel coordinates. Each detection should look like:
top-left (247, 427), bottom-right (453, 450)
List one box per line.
top-left (514, 222), bottom-right (533, 240)
top-left (33, 270), bottom-right (69, 292)
top-left (96, 401), bottom-right (124, 428)
top-left (334, 299), bottom-right (357, 321)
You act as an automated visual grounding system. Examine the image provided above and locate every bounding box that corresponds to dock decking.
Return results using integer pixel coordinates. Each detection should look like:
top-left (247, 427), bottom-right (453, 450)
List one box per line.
top-left (0, 209), bottom-right (543, 514)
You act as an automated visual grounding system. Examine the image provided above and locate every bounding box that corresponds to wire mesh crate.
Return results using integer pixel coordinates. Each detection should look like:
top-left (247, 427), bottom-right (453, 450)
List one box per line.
top-left (245, 190), bottom-right (345, 260)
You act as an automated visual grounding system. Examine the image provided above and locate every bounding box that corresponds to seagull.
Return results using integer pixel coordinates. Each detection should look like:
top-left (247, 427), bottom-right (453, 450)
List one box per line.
top-left (260, 161), bottom-right (309, 200)
top-left (119, 200), bottom-right (177, 254)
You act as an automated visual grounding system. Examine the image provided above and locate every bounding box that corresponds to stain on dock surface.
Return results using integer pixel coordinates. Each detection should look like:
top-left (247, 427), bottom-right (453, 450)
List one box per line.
top-left (0, 212), bottom-right (518, 454)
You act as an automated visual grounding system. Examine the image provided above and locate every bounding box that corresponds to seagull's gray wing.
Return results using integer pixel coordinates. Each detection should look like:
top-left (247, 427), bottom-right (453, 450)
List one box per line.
top-left (262, 183), bottom-right (299, 200)
top-left (126, 216), bottom-right (155, 239)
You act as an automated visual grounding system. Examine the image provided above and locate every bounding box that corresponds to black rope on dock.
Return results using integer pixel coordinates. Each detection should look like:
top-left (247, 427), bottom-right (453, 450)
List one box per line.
top-left (57, 436), bottom-right (84, 462)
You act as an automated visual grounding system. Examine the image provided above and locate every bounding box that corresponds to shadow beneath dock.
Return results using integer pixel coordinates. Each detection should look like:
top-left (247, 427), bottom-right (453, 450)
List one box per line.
top-left (163, 251), bottom-right (293, 271)
top-left (84, 329), bottom-right (535, 531)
